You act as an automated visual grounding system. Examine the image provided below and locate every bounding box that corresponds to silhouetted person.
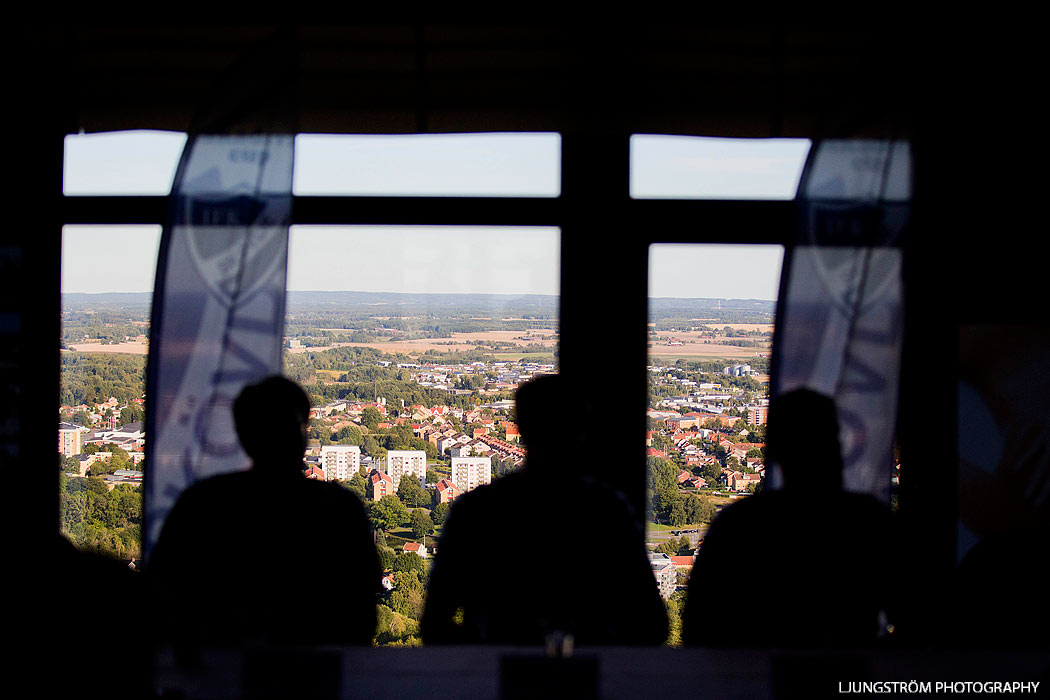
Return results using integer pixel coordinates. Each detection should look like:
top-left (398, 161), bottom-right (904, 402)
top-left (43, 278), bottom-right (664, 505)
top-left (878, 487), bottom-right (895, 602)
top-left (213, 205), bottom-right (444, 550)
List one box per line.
top-left (422, 374), bottom-right (668, 646)
top-left (682, 388), bottom-right (896, 648)
top-left (148, 376), bottom-right (380, 653)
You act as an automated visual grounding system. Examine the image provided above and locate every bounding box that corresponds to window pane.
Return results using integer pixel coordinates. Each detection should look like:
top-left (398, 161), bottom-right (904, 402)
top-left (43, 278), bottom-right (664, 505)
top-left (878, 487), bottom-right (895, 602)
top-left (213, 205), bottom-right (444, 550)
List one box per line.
top-left (646, 243), bottom-right (783, 644)
top-left (294, 133), bottom-right (560, 197)
top-left (63, 131), bottom-right (186, 196)
top-left (60, 225), bottom-right (160, 562)
top-left (285, 225), bottom-right (559, 645)
top-left (631, 135), bottom-right (810, 200)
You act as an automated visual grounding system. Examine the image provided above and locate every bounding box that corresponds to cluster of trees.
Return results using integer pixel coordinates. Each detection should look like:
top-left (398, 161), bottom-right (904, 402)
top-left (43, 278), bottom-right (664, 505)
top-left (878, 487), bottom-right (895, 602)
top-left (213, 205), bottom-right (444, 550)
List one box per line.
top-left (372, 531), bottom-right (429, 646)
top-left (61, 323), bottom-right (146, 346)
top-left (665, 591), bottom-right (687, 647)
top-left (654, 534), bottom-right (694, 558)
top-left (73, 442), bottom-right (139, 476)
top-left (648, 297), bottom-right (775, 326)
top-left (60, 473), bottom-right (142, 560)
top-left (60, 353), bottom-right (146, 406)
top-left (61, 302), bottom-right (150, 347)
top-left (647, 457), bottom-right (718, 527)
top-left (718, 338), bottom-right (763, 348)
top-left (289, 345), bottom-right (503, 410)
top-left (309, 419), bottom-right (438, 462)
top-left (357, 480), bottom-right (456, 646)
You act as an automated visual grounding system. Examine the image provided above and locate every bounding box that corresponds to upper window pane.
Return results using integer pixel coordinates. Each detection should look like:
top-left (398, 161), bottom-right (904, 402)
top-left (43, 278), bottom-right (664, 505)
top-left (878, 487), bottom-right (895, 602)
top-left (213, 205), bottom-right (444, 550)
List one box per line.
top-left (294, 133), bottom-right (560, 197)
top-left (64, 131), bottom-right (187, 196)
top-left (631, 135), bottom-right (811, 200)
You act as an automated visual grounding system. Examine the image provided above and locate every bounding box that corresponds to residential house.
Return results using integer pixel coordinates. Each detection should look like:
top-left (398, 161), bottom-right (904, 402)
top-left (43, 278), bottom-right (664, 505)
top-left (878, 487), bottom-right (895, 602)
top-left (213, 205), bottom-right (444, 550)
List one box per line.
top-left (450, 440), bottom-right (489, 458)
top-left (435, 434), bottom-right (460, 455)
top-left (435, 478), bottom-right (461, 504)
top-left (731, 442), bottom-right (765, 462)
top-left (671, 555), bottom-right (695, 571)
top-left (403, 542), bottom-right (428, 559)
top-left (476, 434), bottom-right (525, 460)
top-left (368, 470), bottom-right (395, 501)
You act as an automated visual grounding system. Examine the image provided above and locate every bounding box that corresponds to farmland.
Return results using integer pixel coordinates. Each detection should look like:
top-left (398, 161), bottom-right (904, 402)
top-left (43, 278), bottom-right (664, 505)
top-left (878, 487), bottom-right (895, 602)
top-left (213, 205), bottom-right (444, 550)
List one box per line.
top-left (66, 341), bottom-right (149, 355)
top-left (288, 329), bottom-right (557, 357)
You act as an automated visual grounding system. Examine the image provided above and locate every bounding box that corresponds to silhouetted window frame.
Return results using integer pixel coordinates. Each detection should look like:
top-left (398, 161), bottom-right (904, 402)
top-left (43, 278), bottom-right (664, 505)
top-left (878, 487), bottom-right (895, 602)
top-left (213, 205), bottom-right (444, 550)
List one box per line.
top-left (60, 131), bottom-right (801, 524)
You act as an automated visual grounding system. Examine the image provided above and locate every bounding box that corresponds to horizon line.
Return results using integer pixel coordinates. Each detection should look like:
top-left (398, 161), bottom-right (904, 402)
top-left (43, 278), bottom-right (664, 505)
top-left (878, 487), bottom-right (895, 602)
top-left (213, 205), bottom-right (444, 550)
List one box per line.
top-left (63, 290), bottom-right (776, 303)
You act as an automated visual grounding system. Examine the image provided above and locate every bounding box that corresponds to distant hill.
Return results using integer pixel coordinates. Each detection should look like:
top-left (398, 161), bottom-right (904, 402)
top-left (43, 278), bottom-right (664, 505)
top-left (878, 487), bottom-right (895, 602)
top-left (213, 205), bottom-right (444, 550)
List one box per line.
top-left (62, 291), bottom-right (774, 324)
top-left (649, 297), bottom-right (775, 324)
top-left (286, 291), bottom-right (559, 317)
top-left (63, 292), bottom-right (152, 308)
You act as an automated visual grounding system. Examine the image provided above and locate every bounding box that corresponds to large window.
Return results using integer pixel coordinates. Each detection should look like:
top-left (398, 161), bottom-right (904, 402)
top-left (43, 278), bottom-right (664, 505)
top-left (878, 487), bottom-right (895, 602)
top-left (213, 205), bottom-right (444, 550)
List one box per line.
top-left (62, 130), bottom-right (868, 649)
top-left (286, 224), bottom-right (558, 644)
top-left (59, 132), bottom-right (562, 646)
top-left (645, 243), bottom-right (784, 641)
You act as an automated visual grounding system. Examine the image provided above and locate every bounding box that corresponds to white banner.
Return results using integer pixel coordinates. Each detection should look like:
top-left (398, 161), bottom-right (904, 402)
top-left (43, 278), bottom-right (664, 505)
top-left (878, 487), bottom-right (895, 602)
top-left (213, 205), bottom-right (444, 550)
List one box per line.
top-left (772, 140), bottom-right (910, 500)
top-left (144, 135), bottom-right (293, 556)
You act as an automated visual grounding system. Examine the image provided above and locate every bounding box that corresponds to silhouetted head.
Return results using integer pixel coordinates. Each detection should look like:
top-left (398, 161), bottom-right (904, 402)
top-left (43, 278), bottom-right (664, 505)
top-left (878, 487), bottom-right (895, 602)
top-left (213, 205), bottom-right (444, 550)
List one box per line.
top-left (515, 373), bottom-right (571, 471)
top-left (233, 375), bottom-right (311, 472)
top-left (766, 388), bottom-right (843, 491)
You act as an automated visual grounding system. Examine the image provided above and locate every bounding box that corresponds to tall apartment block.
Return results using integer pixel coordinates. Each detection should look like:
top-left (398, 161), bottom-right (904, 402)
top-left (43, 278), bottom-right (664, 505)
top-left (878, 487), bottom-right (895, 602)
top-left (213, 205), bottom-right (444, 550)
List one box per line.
top-left (385, 450), bottom-right (427, 489)
top-left (320, 445), bottom-right (361, 482)
top-left (58, 424), bottom-right (81, 458)
top-left (746, 405), bottom-right (769, 425)
top-left (451, 456), bottom-right (492, 494)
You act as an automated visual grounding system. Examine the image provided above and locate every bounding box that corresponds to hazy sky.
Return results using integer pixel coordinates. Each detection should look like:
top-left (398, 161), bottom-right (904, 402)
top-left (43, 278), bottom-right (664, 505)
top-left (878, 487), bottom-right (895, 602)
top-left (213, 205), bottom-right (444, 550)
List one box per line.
top-left (62, 132), bottom-right (808, 299)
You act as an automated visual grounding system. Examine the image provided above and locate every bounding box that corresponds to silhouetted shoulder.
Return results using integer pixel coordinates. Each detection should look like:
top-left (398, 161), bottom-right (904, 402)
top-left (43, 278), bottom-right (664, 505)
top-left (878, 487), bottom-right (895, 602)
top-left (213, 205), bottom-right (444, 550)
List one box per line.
top-left (149, 469), bottom-right (379, 647)
top-left (423, 470), bottom-right (666, 646)
top-left (684, 489), bottom-right (896, 648)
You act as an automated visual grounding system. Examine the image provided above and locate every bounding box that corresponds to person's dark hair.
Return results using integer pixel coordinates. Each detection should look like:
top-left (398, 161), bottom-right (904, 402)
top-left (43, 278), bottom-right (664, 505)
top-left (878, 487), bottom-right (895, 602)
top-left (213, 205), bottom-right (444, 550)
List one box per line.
top-left (766, 388), bottom-right (843, 490)
top-left (233, 375), bottom-right (311, 464)
top-left (514, 373), bottom-right (565, 451)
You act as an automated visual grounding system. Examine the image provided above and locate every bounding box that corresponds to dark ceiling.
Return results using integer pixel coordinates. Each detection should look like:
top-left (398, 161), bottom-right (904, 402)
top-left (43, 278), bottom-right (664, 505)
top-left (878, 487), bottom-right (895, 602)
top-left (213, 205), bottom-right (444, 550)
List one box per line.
top-left (21, 25), bottom-right (927, 138)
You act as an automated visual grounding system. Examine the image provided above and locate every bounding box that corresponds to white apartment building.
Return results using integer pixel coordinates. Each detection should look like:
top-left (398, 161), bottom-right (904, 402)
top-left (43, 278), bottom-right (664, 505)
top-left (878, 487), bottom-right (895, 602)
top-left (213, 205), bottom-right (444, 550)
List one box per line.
top-left (320, 445), bottom-right (361, 482)
top-left (386, 450), bottom-right (427, 489)
top-left (451, 456), bottom-right (492, 494)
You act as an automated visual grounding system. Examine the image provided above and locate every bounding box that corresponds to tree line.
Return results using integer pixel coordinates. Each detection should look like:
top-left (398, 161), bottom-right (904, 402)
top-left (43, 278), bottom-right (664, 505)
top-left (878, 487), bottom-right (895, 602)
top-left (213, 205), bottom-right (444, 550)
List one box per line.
top-left (60, 353), bottom-right (146, 406)
top-left (60, 472), bottom-right (142, 560)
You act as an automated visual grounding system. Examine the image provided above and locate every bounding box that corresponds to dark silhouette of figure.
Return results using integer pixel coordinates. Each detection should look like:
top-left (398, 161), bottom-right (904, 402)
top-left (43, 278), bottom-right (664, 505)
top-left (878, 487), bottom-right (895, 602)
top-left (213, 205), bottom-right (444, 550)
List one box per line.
top-left (148, 376), bottom-right (380, 651)
top-left (47, 534), bottom-right (148, 699)
top-left (682, 388), bottom-right (896, 648)
top-left (422, 374), bottom-right (668, 646)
